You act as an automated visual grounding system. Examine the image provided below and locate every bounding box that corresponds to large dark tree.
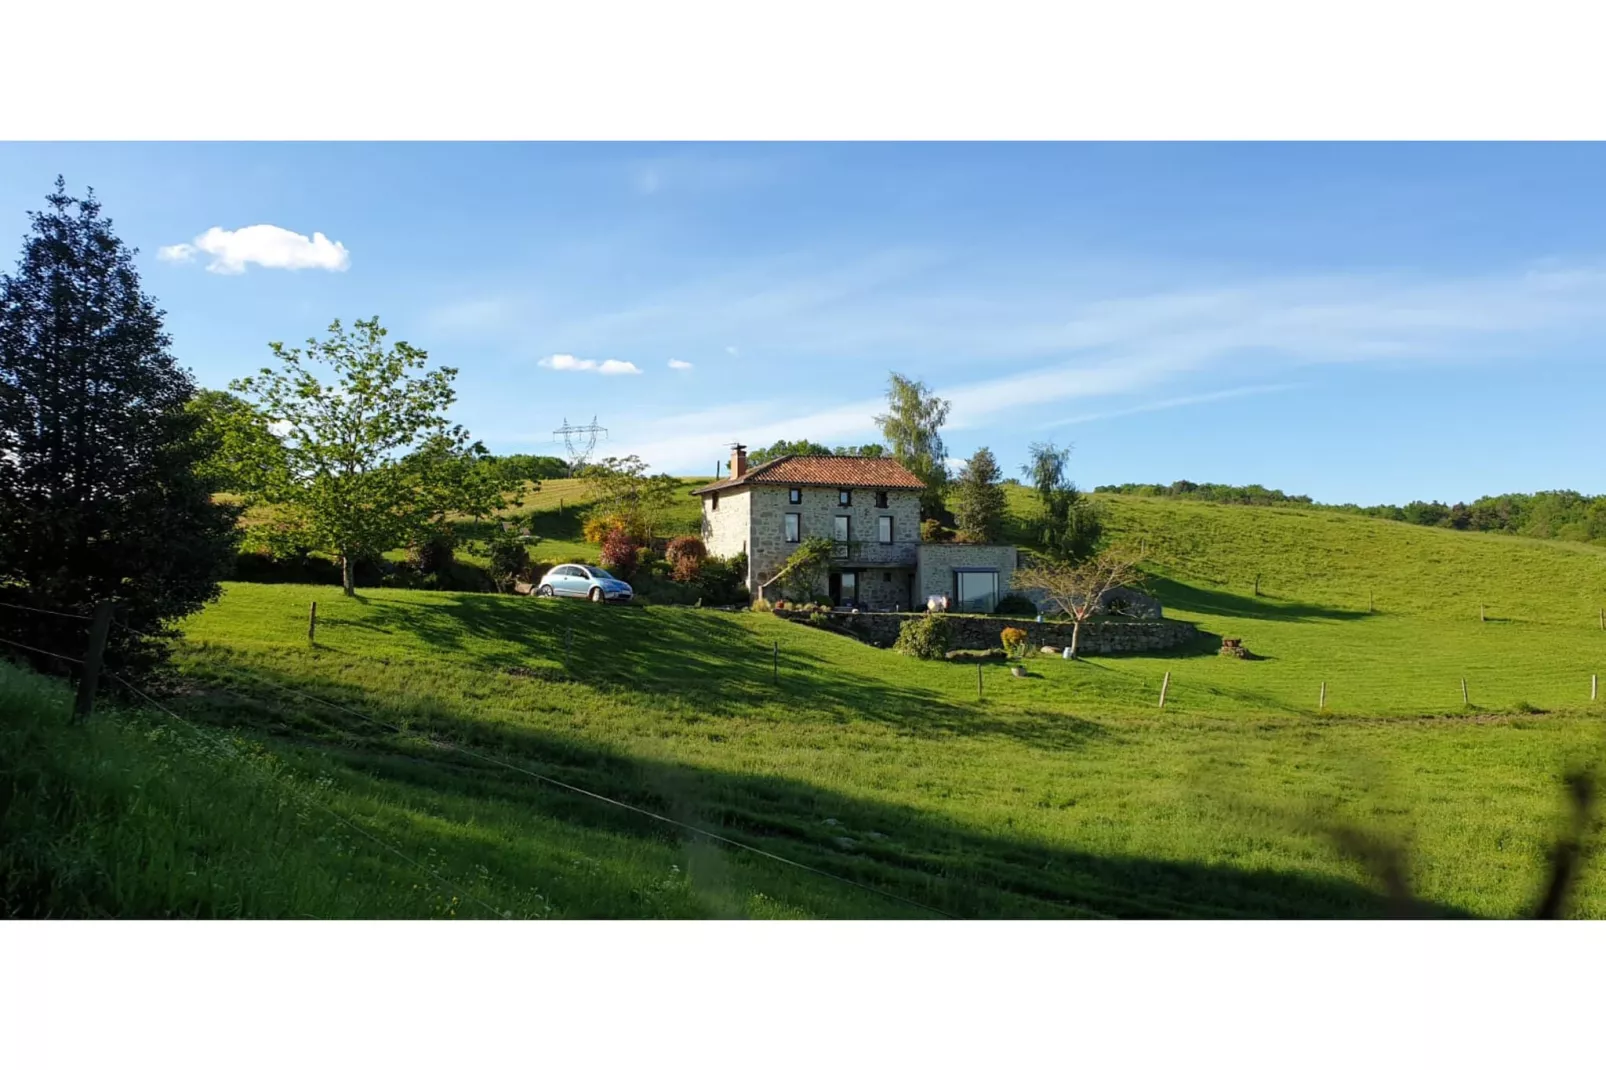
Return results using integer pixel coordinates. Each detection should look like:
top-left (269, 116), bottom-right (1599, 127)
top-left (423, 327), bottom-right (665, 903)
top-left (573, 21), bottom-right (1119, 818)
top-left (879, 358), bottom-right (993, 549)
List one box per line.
top-left (0, 179), bottom-right (238, 678)
top-left (950, 446), bottom-right (1008, 543)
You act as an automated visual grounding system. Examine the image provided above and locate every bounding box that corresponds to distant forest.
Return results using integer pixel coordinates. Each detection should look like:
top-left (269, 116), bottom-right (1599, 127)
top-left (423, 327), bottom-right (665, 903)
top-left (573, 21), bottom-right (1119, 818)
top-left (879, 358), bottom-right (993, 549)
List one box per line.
top-left (1093, 481), bottom-right (1606, 547)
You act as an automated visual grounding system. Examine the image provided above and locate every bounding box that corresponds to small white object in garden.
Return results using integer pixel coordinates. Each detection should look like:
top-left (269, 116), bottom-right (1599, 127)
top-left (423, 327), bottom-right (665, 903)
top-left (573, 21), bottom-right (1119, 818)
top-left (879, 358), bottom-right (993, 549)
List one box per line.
top-left (1063, 646), bottom-right (1072, 659)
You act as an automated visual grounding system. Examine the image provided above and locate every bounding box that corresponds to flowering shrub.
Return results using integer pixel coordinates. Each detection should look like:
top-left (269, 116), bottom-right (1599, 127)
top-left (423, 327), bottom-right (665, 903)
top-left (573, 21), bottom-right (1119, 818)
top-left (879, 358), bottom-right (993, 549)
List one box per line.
top-left (1000, 626), bottom-right (1030, 659)
top-left (584, 511), bottom-right (647, 546)
top-left (665, 535), bottom-right (708, 582)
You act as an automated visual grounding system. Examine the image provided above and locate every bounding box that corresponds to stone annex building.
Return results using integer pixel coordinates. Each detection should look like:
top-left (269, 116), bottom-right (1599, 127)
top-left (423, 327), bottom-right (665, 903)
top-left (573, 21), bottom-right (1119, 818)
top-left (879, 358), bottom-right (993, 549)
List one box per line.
top-left (693, 445), bottom-right (1019, 611)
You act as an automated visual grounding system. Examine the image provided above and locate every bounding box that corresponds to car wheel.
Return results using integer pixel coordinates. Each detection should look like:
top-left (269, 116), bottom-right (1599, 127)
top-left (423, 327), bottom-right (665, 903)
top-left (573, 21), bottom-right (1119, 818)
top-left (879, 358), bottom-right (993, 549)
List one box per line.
top-left (537, 585), bottom-right (553, 598)
top-left (589, 587), bottom-right (604, 603)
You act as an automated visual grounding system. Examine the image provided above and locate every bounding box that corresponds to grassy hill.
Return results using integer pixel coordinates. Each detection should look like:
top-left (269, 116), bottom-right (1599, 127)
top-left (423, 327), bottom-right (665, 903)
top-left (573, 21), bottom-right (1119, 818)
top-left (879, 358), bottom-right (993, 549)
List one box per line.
top-left (6, 490), bottom-right (1605, 919)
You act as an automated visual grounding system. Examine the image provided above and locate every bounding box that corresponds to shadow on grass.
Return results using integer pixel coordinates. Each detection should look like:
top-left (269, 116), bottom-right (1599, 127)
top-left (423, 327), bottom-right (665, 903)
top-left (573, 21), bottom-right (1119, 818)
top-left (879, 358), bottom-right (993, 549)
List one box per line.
top-left (340, 594), bottom-right (1110, 753)
top-left (170, 659), bottom-right (1472, 920)
top-left (1149, 577), bottom-right (1370, 624)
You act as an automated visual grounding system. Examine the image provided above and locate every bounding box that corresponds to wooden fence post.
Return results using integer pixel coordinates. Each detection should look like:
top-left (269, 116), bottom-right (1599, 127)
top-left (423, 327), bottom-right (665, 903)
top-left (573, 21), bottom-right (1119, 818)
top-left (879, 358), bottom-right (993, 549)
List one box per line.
top-left (1158, 671), bottom-right (1171, 709)
top-left (1593, 674), bottom-right (1598, 702)
top-left (1461, 677), bottom-right (1469, 707)
top-left (1480, 604), bottom-right (1486, 623)
top-left (1319, 681), bottom-right (1326, 711)
top-left (1254, 574), bottom-right (1261, 597)
top-left (308, 601), bottom-right (317, 643)
top-left (73, 601), bottom-right (114, 724)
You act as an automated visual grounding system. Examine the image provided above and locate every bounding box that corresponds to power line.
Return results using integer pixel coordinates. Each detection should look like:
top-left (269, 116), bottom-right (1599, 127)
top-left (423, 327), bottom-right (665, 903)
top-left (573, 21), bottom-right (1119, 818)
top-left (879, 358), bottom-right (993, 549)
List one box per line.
top-left (104, 671), bottom-right (511, 921)
top-left (230, 669), bottom-right (958, 919)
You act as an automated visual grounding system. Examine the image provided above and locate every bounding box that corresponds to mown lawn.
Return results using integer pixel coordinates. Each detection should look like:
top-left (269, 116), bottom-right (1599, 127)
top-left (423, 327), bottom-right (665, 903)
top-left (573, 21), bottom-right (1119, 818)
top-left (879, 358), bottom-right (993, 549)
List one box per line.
top-left (7, 493), bottom-right (1605, 919)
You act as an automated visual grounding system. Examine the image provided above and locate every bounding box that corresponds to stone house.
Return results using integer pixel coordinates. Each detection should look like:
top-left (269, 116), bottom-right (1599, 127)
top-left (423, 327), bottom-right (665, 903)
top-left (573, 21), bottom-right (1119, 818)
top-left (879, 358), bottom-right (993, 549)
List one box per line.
top-left (693, 445), bottom-right (1019, 611)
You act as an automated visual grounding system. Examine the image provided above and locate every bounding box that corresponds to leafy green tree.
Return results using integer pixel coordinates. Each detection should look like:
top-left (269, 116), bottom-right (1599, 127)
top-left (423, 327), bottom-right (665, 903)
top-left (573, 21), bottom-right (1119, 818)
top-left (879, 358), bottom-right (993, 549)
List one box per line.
top-left (187, 388), bottom-right (285, 494)
top-left (873, 372), bottom-right (951, 518)
top-left (833, 443), bottom-right (885, 458)
top-left (484, 453), bottom-right (568, 483)
top-left (950, 446), bottom-right (1008, 543)
top-left (1023, 441), bottom-right (1102, 563)
top-left (746, 439), bottom-right (833, 467)
top-left (582, 455), bottom-right (681, 538)
top-left (0, 179), bottom-right (238, 677)
top-left (230, 317), bottom-right (518, 596)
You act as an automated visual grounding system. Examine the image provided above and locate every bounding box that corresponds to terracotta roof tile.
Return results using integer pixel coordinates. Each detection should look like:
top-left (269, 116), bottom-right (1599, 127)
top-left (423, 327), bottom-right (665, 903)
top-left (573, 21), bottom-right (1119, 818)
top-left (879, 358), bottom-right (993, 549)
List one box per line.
top-left (692, 455), bottom-right (926, 495)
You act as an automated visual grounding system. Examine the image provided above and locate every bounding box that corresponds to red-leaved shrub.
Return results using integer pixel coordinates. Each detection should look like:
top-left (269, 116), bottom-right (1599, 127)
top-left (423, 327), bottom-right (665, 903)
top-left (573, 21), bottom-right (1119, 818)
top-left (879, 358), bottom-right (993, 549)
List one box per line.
top-left (600, 526), bottom-right (642, 579)
top-left (665, 535), bottom-right (708, 583)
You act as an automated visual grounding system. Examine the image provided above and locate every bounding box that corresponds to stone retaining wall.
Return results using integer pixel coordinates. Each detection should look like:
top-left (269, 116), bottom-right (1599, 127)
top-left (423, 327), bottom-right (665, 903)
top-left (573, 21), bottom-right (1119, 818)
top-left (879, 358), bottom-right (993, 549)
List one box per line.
top-left (778, 609), bottom-right (1199, 655)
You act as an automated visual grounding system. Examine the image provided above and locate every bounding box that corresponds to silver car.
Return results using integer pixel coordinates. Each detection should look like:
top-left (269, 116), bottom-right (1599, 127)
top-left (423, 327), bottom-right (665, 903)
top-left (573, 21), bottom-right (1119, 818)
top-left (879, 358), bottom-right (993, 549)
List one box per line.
top-left (535, 563), bottom-right (634, 603)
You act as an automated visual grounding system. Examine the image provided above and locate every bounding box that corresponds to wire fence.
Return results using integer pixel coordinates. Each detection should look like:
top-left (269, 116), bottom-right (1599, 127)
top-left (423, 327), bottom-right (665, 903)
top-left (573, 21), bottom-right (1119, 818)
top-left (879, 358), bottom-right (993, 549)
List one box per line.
top-left (2, 597), bottom-right (958, 919)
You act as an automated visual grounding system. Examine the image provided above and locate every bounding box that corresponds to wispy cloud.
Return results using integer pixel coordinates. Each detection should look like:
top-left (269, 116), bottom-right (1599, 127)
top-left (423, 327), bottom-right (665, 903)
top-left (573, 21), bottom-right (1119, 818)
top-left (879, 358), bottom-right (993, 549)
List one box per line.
top-left (667, 359), bottom-right (694, 371)
top-left (629, 152), bottom-right (780, 197)
top-left (159, 224), bottom-right (350, 274)
top-left (539, 354), bottom-right (641, 375)
top-left (497, 254), bottom-right (1606, 472)
top-left (1040, 384), bottom-right (1302, 428)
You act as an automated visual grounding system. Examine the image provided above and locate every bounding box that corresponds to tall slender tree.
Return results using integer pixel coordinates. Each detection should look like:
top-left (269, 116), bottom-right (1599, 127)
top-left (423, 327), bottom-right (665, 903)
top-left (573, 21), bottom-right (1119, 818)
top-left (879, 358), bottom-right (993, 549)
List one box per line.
top-left (0, 179), bottom-right (238, 676)
top-left (874, 372), bottom-right (951, 518)
top-left (1023, 441), bottom-right (1103, 562)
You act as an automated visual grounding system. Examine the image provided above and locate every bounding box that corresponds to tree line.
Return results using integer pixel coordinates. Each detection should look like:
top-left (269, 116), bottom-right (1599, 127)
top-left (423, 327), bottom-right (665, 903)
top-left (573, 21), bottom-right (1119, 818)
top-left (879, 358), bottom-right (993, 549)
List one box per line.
top-left (1095, 481), bottom-right (1606, 546)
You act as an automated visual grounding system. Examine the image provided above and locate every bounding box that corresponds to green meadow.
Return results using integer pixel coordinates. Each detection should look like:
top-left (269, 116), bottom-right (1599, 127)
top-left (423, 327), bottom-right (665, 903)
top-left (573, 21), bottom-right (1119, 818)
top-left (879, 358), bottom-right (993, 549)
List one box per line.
top-left (5, 492), bottom-right (1606, 919)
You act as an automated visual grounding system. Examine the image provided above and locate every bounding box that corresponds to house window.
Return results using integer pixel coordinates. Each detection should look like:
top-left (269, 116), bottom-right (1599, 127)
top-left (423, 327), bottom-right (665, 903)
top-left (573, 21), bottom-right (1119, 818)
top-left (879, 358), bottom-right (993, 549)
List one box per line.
top-left (874, 491), bottom-right (888, 509)
top-left (955, 569), bottom-right (999, 613)
top-left (784, 513), bottom-right (801, 543)
top-left (877, 515), bottom-right (893, 544)
top-left (838, 488), bottom-right (852, 507)
top-left (711, 492), bottom-right (719, 511)
top-left (788, 487), bottom-right (802, 504)
top-left (883, 572), bottom-right (892, 583)
top-left (839, 571), bottom-right (857, 604)
top-left (833, 515), bottom-right (850, 557)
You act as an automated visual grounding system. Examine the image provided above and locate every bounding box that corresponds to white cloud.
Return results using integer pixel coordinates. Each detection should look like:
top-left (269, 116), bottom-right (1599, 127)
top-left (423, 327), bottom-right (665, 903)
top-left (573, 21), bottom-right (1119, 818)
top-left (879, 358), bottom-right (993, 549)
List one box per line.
top-left (539, 354), bottom-right (642, 375)
top-left (667, 359), bottom-right (694, 371)
top-left (158, 224), bottom-right (350, 274)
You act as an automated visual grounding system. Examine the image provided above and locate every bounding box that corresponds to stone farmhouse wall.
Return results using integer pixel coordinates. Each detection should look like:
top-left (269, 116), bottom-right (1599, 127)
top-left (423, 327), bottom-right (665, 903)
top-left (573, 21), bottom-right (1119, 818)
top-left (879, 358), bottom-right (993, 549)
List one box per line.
top-left (712, 484), bottom-right (922, 591)
top-left (699, 487), bottom-right (752, 563)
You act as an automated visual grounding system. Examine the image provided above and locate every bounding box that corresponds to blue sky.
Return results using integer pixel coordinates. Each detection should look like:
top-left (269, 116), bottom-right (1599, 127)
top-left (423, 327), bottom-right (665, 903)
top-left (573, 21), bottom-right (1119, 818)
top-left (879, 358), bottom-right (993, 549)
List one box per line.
top-left (3, 142), bottom-right (1605, 504)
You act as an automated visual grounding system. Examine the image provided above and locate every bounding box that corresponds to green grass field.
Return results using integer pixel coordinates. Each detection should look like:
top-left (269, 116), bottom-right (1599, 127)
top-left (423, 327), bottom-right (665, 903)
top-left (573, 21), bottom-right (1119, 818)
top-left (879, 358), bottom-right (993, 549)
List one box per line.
top-left (6, 491), bottom-right (1606, 918)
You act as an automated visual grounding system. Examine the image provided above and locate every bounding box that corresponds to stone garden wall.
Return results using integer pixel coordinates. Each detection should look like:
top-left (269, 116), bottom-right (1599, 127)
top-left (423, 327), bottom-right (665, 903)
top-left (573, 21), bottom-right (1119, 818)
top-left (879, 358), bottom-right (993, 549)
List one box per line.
top-left (778, 609), bottom-right (1199, 655)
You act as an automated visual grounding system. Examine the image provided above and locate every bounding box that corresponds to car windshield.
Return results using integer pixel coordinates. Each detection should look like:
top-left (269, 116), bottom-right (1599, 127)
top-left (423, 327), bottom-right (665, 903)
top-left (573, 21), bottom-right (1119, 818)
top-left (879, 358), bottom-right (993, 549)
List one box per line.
top-left (587, 567), bottom-right (615, 580)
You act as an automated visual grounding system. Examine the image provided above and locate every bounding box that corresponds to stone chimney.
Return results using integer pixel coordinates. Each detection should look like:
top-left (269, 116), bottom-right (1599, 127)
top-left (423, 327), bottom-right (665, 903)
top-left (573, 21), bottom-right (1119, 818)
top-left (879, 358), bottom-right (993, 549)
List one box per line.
top-left (729, 442), bottom-right (748, 479)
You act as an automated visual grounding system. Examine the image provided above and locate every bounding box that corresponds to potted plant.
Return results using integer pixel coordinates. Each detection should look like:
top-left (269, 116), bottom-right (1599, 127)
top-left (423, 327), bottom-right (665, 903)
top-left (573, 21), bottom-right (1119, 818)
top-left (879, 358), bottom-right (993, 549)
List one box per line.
top-left (1001, 626), bottom-right (1030, 677)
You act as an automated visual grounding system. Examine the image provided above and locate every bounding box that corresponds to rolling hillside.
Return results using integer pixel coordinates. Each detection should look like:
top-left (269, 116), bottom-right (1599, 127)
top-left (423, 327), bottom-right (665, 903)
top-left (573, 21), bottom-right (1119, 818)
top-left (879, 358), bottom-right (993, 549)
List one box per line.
top-left (6, 489), bottom-right (1605, 919)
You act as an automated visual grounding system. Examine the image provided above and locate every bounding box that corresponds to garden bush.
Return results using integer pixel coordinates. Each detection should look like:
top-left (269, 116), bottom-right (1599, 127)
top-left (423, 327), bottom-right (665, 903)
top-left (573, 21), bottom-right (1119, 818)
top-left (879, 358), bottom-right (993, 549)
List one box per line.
top-left (1000, 626), bottom-right (1030, 659)
top-left (487, 531), bottom-right (530, 590)
top-left (993, 593), bottom-right (1039, 617)
top-left (600, 527), bottom-right (642, 579)
top-left (666, 535), bottom-right (708, 582)
top-left (894, 614), bottom-right (952, 660)
top-left (920, 518), bottom-right (955, 543)
top-left (407, 531), bottom-right (456, 575)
